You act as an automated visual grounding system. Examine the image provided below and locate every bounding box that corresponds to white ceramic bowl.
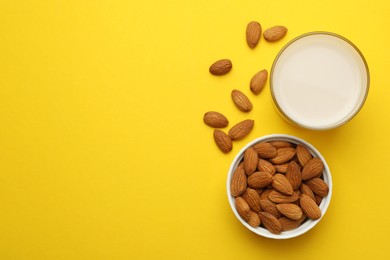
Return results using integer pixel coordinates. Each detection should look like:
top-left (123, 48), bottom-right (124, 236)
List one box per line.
top-left (270, 32), bottom-right (369, 130)
top-left (226, 134), bottom-right (332, 239)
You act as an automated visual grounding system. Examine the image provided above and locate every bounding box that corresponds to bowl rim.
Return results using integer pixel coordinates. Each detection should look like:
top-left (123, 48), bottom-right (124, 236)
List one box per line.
top-left (226, 134), bottom-right (333, 239)
top-left (270, 31), bottom-right (370, 130)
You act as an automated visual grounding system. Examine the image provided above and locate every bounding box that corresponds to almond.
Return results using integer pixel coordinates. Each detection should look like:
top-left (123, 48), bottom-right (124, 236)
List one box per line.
top-left (279, 215), bottom-right (306, 231)
top-left (209, 59), bottom-right (232, 75)
top-left (259, 212), bottom-right (282, 234)
top-left (243, 147), bottom-right (259, 175)
top-left (272, 173), bottom-right (293, 195)
top-left (260, 188), bottom-right (273, 200)
top-left (258, 159), bottom-right (276, 175)
top-left (274, 163), bottom-right (289, 173)
top-left (296, 145), bottom-right (313, 167)
top-left (263, 26), bottom-right (288, 42)
top-left (246, 21), bottom-right (262, 49)
top-left (315, 194), bottom-right (323, 205)
top-left (255, 189), bottom-right (264, 196)
top-left (250, 69), bottom-right (268, 95)
top-left (230, 164), bottom-right (247, 197)
top-left (253, 142), bottom-right (277, 159)
top-left (300, 194), bottom-right (321, 220)
top-left (268, 190), bottom-right (299, 203)
top-left (305, 177), bottom-right (329, 197)
top-left (235, 197), bottom-right (251, 221)
top-left (302, 158), bottom-right (324, 180)
top-left (242, 188), bottom-right (262, 212)
top-left (270, 147), bottom-right (296, 164)
top-left (231, 89), bottom-right (253, 112)
top-left (269, 141), bottom-right (293, 148)
top-left (259, 199), bottom-right (282, 218)
top-left (203, 111), bottom-right (229, 128)
top-left (228, 119), bottom-right (254, 140)
top-left (247, 171), bottom-right (273, 189)
top-left (213, 129), bottom-right (232, 153)
top-left (286, 161), bottom-right (302, 190)
top-left (300, 183), bottom-right (316, 201)
top-left (247, 210), bottom-right (261, 227)
top-left (276, 203), bottom-right (303, 220)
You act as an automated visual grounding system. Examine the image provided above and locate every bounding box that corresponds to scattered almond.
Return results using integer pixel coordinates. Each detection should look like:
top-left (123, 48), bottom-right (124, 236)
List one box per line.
top-left (209, 59), bottom-right (232, 75)
top-left (250, 69), bottom-right (268, 95)
top-left (231, 89), bottom-right (253, 112)
top-left (228, 119), bottom-right (254, 140)
top-left (246, 21), bottom-right (262, 49)
top-left (213, 129), bottom-right (232, 153)
top-left (203, 111), bottom-right (229, 128)
top-left (263, 26), bottom-right (288, 42)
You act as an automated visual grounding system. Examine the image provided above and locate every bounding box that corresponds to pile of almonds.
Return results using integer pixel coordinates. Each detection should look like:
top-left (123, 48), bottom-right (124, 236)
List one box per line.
top-left (204, 22), bottom-right (288, 153)
top-left (230, 140), bottom-right (329, 234)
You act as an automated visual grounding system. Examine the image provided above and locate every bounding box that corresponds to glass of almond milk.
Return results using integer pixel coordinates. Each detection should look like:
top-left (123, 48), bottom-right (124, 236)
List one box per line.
top-left (270, 32), bottom-right (370, 130)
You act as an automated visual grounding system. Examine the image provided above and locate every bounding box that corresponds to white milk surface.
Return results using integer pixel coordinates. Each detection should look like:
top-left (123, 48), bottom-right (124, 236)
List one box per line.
top-left (272, 34), bottom-right (368, 129)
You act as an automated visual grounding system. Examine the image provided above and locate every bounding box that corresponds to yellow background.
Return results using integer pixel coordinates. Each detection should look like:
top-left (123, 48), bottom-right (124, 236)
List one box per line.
top-left (0, 0), bottom-right (389, 259)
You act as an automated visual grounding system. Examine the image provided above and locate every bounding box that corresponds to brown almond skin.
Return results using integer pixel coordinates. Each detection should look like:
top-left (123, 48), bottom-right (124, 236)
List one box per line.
top-left (235, 197), bottom-right (251, 221)
top-left (209, 59), bottom-right (232, 75)
top-left (259, 199), bottom-right (282, 218)
top-left (250, 69), bottom-right (268, 95)
top-left (270, 141), bottom-right (293, 148)
top-left (268, 190), bottom-right (299, 204)
top-left (263, 26), bottom-right (288, 42)
top-left (259, 212), bottom-right (282, 234)
top-left (300, 194), bottom-right (322, 220)
top-left (305, 177), bottom-right (329, 197)
top-left (296, 145), bottom-right (313, 167)
top-left (302, 158), bottom-right (324, 180)
top-left (247, 210), bottom-right (261, 227)
top-left (230, 164), bottom-right (247, 197)
top-left (232, 89), bottom-right (253, 112)
top-left (253, 142), bottom-right (277, 159)
top-left (213, 130), bottom-right (232, 153)
top-left (242, 188), bottom-right (262, 213)
top-left (286, 161), bottom-right (302, 190)
top-left (246, 21), bottom-right (262, 48)
top-left (258, 159), bottom-right (276, 175)
top-left (247, 171), bottom-right (273, 189)
top-left (244, 147), bottom-right (259, 176)
top-left (228, 119), bottom-right (254, 140)
top-left (272, 173), bottom-right (293, 195)
top-left (203, 111), bottom-right (229, 128)
top-left (300, 183), bottom-right (316, 201)
top-left (274, 163), bottom-right (289, 173)
top-left (276, 203), bottom-right (303, 220)
top-left (270, 147), bottom-right (296, 164)
top-left (279, 215), bottom-right (307, 231)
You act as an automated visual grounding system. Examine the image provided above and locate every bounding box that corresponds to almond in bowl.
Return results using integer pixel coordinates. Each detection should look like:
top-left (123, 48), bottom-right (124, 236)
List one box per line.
top-left (226, 134), bottom-right (332, 239)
